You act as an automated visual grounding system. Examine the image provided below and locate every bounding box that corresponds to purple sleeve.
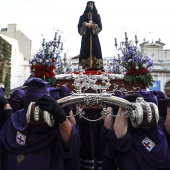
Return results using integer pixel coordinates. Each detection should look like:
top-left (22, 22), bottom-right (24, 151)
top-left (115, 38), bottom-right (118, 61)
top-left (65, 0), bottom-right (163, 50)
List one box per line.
top-left (107, 128), bottom-right (132, 152)
top-left (0, 142), bottom-right (3, 170)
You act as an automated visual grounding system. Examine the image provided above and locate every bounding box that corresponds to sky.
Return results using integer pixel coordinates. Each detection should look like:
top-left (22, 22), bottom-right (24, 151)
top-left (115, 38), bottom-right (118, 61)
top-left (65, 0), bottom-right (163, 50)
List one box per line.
top-left (0, 0), bottom-right (170, 59)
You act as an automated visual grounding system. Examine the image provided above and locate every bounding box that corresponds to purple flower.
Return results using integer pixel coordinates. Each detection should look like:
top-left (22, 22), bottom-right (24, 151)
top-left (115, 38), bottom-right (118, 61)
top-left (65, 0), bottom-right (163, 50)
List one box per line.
top-left (44, 60), bottom-right (51, 67)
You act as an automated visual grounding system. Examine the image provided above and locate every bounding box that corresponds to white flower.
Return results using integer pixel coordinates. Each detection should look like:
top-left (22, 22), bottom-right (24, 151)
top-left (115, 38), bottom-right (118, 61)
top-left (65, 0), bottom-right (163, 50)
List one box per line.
top-left (135, 65), bottom-right (139, 70)
top-left (142, 63), bottom-right (147, 68)
top-left (45, 60), bottom-right (50, 63)
top-left (38, 58), bottom-right (43, 63)
top-left (128, 59), bottom-right (133, 62)
top-left (33, 61), bottom-right (37, 65)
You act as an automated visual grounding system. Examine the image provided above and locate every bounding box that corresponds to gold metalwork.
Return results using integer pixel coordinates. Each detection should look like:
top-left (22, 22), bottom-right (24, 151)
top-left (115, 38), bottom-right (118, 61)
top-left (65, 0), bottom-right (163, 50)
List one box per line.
top-left (88, 12), bottom-right (93, 69)
top-left (79, 56), bottom-right (103, 70)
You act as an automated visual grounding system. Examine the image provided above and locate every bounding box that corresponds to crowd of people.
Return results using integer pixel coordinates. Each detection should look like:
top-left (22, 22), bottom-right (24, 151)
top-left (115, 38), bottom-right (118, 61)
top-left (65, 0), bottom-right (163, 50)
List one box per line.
top-left (0, 78), bottom-right (80, 170)
top-left (1, 78), bottom-right (170, 170)
top-left (102, 92), bottom-right (170, 170)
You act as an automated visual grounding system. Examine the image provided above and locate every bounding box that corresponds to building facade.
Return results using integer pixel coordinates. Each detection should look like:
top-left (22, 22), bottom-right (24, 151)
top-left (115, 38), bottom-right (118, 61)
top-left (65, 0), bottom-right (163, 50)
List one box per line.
top-left (140, 40), bottom-right (170, 96)
top-left (0, 24), bottom-right (32, 60)
top-left (0, 24), bottom-right (32, 90)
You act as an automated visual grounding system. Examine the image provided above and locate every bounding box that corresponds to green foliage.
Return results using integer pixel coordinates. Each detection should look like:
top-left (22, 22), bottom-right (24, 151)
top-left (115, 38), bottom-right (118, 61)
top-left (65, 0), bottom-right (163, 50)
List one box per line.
top-left (0, 36), bottom-right (12, 96)
top-left (4, 72), bottom-right (11, 97)
top-left (113, 45), bottom-right (154, 87)
top-left (124, 72), bottom-right (154, 87)
top-left (45, 77), bottom-right (57, 87)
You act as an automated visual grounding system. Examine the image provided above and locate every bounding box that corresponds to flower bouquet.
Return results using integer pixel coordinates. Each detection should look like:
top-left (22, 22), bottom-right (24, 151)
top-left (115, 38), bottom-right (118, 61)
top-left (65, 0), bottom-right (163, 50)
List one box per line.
top-left (112, 45), bottom-right (154, 86)
top-left (29, 41), bottom-right (62, 86)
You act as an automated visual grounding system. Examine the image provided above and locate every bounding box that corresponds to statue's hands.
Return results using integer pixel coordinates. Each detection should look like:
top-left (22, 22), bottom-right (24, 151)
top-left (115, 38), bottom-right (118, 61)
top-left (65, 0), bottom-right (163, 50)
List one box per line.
top-left (82, 22), bottom-right (88, 27)
top-left (82, 21), bottom-right (97, 29)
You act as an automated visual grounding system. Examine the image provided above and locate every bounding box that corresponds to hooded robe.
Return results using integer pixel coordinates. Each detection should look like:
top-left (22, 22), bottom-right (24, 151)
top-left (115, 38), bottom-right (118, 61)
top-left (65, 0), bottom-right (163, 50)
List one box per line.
top-left (0, 109), bottom-right (80, 170)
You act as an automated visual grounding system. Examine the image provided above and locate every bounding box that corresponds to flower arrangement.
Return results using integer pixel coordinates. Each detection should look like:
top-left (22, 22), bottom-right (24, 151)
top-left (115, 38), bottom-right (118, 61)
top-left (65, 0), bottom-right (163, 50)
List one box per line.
top-left (112, 45), bottom-right (154, 86)
top-left (29, 41), bottom-right (62, 86)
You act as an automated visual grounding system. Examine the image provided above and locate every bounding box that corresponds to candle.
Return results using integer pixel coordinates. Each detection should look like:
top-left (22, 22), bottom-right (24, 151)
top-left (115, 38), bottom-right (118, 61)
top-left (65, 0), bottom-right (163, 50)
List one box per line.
top-left (79, 66), bottom-right (82, 70)
top-left (64, 52), bottom-right (67, 59)
top-left (114, 38), bottom-right (117, 46)
top-left (135, 35), bottom-right (138, 42)
top-left (63, 68), bottom-right (66, 73)
top-left (61, 43), bottom-right (63, 49)
top-left (107, 60), bottom-right (109, 66)
top-left (58, 35), bottom-right (61, 42)
top-left (125, 32), bottom-right (127, 39)
top-left (54, 32), bottom-right (58, 40)
top-left (47, 47), bottom-right (51, 55)
top-left (42, 38), bottom-right (45, 45)
top-left (118, 54), bottom-right (120, 60)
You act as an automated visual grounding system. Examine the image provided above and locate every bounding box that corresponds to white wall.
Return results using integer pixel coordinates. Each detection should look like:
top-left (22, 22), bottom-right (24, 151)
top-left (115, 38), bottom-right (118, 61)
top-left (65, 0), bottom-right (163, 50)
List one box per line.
top-left (0, 34), bottom-right (30, 89)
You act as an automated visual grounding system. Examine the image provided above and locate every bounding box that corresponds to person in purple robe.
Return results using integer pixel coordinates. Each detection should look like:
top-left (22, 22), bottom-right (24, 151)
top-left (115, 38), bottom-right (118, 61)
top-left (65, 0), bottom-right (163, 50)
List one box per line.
top-left (157, 99), bottom-right (170, 170)
top-left (102, 94), bottom-right (123, 170)
top-left (138, 89), bottom-right (170, 170)
top-left (104, 93), bottom-right (170, 170)
top-left (153, 90), bottom-right (167, 100)
top-left (8, 88), bottom-right (25, 112)
top-left (0, 88), bottom-right (13, 129)
top-left (0, 87), bottom-right (5, 96)
top-left (0, 77), bottom-right (80, 170)
top-left (0, 87), bottom-right (5, 114)
top-left (78, 1), bottom-right (103, 70)
top-left (158, 96), bottom-right (170, 154)
top-left (0, 92), bottom-right (13, 170)
top-left (102, 106), bottom-right (118, 170)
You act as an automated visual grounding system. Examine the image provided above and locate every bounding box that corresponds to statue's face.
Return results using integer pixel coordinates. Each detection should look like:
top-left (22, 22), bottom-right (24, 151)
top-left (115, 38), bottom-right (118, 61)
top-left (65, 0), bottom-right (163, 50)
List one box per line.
top-left (88, 2), bottom-right (93, 12)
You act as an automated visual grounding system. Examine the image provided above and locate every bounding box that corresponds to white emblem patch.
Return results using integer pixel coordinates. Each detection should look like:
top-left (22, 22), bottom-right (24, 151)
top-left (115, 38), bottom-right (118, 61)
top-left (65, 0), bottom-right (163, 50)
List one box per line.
top-left (142, 137), bottom-right (155, 152)
top-left (16, 131), bottom-right (26, 145)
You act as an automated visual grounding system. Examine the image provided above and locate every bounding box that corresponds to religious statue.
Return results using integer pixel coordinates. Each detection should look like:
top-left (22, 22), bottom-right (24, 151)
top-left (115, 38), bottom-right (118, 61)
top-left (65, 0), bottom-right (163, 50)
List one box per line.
top-left (78, 1), bottom-right (103, 70)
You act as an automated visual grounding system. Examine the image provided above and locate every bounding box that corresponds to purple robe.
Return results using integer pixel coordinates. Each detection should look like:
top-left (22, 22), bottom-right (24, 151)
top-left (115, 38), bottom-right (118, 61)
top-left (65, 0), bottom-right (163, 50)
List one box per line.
top-left (101, 127), bottom-right (117, 170)
top-left (78, 109), bottom-right (103, 170)
top-left (107, 125), bottom-right (170, 170)
top-left (0, 109), bottom-right (80, 170)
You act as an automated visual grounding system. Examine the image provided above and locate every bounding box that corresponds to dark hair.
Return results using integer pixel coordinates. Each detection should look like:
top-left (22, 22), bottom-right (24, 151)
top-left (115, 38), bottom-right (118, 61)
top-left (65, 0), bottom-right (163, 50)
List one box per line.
top-left (87, 1), bottom-right (94, 5)
top-left (83, 1), bottom-right (98, 15)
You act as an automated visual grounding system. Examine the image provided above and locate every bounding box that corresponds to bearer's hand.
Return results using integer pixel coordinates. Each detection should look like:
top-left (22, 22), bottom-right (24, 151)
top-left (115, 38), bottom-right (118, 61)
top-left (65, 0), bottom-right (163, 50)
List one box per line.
top-left (35, 95), bottom-right (66, 124)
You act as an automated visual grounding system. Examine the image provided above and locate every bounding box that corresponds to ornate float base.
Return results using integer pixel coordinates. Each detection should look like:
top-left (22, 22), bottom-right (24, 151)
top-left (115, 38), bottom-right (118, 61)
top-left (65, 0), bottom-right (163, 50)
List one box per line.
top-left (56, 78), bottom-right (146, 95)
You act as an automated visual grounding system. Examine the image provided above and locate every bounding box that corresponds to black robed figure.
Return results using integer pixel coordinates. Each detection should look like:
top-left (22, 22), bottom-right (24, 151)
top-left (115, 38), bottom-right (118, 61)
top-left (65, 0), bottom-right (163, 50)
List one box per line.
top-left (78, 1), bottom-right (103, 70)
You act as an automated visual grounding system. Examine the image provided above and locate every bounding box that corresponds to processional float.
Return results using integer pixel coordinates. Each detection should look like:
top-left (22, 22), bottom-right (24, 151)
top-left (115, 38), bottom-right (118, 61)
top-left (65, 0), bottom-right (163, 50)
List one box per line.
top-left (27, 66), bottom-right (158, 128)
top-left (26, 32), bottom-right (158, 128)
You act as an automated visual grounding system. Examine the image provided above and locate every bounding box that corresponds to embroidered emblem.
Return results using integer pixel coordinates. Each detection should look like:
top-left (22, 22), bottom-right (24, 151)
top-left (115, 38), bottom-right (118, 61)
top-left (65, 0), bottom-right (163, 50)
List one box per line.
top-left (16, 131), bottom-right (26, 145)
top-left (17, 154), bottom-right (25, 163)
top-left (142, 137), bottom-right (155, 152)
